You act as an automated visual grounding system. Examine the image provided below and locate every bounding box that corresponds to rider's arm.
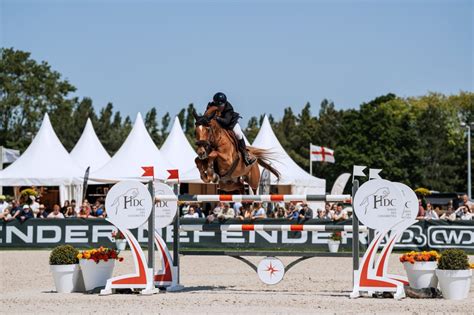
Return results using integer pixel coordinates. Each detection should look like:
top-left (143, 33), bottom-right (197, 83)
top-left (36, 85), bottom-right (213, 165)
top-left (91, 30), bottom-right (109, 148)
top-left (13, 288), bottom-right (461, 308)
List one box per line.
top-left (216, 111), bottom-right (233, 126)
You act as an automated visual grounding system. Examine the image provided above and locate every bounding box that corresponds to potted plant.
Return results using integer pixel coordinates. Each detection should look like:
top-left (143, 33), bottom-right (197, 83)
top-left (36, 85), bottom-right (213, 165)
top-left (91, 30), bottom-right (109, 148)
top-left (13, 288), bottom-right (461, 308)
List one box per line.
top-left (49, 245), bottom-right (81, 293)
top-left (328, 231), bottom-right (342, 253)
top-left (436, 249), bottom-right (472, 300)
top-left (78, 247), bottom-right (124, 291)
top-left (400, 251), bottom-right (439, 289)
top-left (112, 230), bottom-right (127, 251)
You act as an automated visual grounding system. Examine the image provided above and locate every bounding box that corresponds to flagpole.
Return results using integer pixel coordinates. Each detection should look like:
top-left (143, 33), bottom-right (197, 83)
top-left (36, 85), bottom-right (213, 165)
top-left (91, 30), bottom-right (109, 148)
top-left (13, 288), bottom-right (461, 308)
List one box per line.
top-left (309, 143), bottom-right (313, 176)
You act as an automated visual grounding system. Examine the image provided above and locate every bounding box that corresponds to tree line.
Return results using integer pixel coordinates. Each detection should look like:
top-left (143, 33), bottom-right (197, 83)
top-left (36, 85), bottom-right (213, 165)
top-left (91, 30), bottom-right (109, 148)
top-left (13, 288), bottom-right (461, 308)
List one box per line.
top-left (1, 48), bottom-right (472, 192)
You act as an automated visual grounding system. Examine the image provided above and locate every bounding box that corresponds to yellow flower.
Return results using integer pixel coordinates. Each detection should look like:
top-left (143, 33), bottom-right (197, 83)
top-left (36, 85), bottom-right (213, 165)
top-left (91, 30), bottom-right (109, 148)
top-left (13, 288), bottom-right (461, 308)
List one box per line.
top-left (77, 254), bottom-right (83, 259)
top-left (84, 252), bottom-right (91, 259)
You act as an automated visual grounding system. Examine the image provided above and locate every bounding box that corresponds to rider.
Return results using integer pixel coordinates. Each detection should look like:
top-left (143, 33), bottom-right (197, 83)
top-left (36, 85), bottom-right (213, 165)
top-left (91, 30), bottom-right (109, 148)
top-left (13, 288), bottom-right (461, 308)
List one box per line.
top-left (207, 92), bottom-right (256, 166)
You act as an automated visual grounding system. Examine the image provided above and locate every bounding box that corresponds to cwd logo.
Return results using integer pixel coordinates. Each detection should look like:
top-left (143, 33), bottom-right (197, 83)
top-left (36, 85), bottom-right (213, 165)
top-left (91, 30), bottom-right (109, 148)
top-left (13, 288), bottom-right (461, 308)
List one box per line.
top-left (428, 226), bottom-right (474, 249)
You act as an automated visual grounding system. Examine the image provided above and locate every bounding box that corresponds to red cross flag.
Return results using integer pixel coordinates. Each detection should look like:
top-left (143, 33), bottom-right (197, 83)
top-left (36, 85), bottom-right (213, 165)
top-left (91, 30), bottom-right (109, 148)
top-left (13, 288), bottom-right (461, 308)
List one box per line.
top-left (310, 144), bottom-right (335, 163)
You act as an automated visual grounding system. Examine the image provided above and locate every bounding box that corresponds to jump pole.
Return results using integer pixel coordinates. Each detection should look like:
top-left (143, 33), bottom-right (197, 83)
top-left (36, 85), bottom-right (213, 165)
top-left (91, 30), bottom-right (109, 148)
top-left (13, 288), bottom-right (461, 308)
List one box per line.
top-left (155, 193), bottom-right (363, 287)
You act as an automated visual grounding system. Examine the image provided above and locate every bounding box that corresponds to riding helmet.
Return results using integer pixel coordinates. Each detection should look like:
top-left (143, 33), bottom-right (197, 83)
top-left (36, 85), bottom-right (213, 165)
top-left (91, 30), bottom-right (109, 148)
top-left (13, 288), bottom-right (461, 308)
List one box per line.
top-left (213, 92), bottom-right (227, 105)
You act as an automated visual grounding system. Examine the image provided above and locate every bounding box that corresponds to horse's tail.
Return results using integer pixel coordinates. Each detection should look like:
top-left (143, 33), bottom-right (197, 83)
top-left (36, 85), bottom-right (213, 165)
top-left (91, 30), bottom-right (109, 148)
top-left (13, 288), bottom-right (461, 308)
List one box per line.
top-left (248, 147), bottom-right (281, 181)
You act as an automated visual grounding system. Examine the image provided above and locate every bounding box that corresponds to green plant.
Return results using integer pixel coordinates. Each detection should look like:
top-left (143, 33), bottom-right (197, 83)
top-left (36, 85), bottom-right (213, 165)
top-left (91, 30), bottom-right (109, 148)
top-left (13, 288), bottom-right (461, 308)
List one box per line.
top-left (437, 249), bottom-right (470, 270)
top-left (414, 188), bottom-right (431, 196)
top-left (20, 188), bottom-right (38, 199)
top-left (49, 245), bottom-right (79, 265)
top-left (330, 231), bottom-right (342, 241)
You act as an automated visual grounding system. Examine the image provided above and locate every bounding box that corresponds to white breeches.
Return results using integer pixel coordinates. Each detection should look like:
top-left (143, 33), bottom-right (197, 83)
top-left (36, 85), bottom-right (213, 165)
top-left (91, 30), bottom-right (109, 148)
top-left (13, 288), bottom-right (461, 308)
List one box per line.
top-left (233, 124), bottom-right (243, 140)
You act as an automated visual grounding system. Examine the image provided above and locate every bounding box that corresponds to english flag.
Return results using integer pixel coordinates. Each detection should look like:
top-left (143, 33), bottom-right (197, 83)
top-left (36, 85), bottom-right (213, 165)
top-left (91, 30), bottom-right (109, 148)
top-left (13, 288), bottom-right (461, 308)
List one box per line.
top-left (310, 144), bottom-right (335, 163)
top-left (141, 166), bottom-right (154, 177)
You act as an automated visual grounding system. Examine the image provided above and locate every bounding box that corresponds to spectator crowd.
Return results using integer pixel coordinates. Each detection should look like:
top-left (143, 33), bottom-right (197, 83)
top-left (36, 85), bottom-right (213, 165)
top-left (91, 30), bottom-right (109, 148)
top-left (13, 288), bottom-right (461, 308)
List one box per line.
top-left (0, 195), bottom-right (107, 222)
top-left (0, 192), bottom-right (472, 223)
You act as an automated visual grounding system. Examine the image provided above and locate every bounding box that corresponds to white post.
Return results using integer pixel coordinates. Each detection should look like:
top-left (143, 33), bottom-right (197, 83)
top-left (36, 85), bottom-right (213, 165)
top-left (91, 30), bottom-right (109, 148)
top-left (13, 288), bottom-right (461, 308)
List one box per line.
top-left (468, 125), bottom-right (472, 199)
top-left (0, 146), bottom-right (3, 195)
top-left (309, 143), bottom-right (313, 176)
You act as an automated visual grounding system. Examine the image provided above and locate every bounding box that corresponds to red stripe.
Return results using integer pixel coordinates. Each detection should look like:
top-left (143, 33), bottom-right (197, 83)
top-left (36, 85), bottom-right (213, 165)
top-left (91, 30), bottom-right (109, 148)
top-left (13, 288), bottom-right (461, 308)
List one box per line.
top-left (219, 195), bottom-right (233, 201)
top-left (241, 224), bottom-right (255, 231)
top-left (290, 225), bottom-right (304, 231)
top-left (270, 195), bottom-right (284, 201)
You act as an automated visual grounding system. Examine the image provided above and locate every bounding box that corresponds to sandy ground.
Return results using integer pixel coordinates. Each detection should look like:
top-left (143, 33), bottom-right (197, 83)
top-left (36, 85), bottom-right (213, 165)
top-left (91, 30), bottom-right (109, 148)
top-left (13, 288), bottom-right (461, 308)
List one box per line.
top-left (0, 250), bottom-right (473, 314)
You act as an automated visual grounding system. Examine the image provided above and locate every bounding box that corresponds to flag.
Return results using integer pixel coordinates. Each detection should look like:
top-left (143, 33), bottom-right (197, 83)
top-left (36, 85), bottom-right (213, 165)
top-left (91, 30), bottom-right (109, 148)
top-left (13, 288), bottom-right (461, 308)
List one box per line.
top-left (353, 165), bottom-right (367, 177)
top-left (141, 166), bottom-right (154, 177)
top-left (310, 144), bottom-right (335, 163)
top-left (369, 168), bottom-right (382, 179)
top-left (167, 169), bottom-right (179, 181)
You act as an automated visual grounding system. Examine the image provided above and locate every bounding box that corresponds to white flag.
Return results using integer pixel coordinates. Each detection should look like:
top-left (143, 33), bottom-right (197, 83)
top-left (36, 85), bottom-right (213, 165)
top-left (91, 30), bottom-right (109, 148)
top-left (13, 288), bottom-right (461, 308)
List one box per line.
top-left (353, 165), bottom-right (367, 178)
top-left (310, 144), bottom-right (335, 163)
top-left (369, 168), bottom-right (382, 179)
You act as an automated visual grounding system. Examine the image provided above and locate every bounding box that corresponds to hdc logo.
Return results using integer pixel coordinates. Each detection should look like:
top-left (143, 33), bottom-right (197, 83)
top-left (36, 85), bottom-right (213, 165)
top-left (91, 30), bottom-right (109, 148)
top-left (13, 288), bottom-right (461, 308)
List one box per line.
top-left (373, 195), bottom-right (396, 209)
top-left (123, 196), bottom-right (145, 209)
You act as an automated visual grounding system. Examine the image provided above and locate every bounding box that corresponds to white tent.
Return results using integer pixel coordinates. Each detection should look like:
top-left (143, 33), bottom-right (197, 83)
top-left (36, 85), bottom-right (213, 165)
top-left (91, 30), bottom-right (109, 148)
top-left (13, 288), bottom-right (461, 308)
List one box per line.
top-left (70, 118), bottom-right (111, 171)
top-left (252, 115), bottom-right (326, 195)
top-left (90, 113), bottom-right (173, 182)
top-left (160, 116), bottom-right (202, 183)
top-left (0, 113), bottom-right (84, 205)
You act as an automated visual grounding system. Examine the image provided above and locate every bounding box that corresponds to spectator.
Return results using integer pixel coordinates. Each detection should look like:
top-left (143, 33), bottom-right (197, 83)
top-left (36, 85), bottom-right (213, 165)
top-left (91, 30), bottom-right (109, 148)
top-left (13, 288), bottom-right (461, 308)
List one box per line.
top-left (183, 206), bottom-right (199, 218)
top-left (47, 204), bottom-right (65, 219)
top-left (454, 205), bottom-right (472, 221)
top-left (19, 205), bottom-right (34, 222)
top-left (36, 204), bottom-right (49, 218)
top-left (460, 194), bottom-right (473, 210)
top-left (324, 203), bottom-right (334, 220)
top-left (91, 205), bottom-right (106, 218)
top-left (440, 206), bottom-right (456, 221)
top-left (316, 209), bottom-right (331, 220)
top-left (275, 206), bottom-right (286, 218)
top-left (192, 203), bottom-right (204, 218)
top-left (61, 200), bottom-right (70, 214)
top-left (29, 195), bottom-right (40, 218)
top-left (9, 200), bottom-right (22, 220)
top-left (64, 206), bottom-right (76, 218)
top-left (78, 205), bottom-right (93, 218)
top-left (252, 202), bottom-right (266, 219)
top-left (0, 195), bottom-right (9, 213)
top-left (298, 203), bottom-right (313, 223)
top-left (212, 202), bottom-right (223, 216)
top-left (233, 201), bottom-right (243, 217)
top-left (237, 204), bottom-right (253, 220)
top-left (424, 203), bottom-right (439, 220)
top-left (217, 203), bottom-right (235, 220)
top-left (333, 203), bottom-right (348, 221)
top-left (416, 198), bottom-right (425, 220)
top-left (0, 208), bottom-right (12, 221)
top-left (286, 204), bottom-right (299, 220)
top-left (181, 202), bottom-right (190, 216)
top-left (71, 199), bottom-right (77, 212)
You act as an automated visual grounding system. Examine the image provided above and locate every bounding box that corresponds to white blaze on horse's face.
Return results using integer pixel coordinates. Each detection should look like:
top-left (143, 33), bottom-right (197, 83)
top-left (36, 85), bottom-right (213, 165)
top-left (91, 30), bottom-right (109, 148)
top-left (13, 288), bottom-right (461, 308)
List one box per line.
top-left (196, 125), bottom-right (210, 160)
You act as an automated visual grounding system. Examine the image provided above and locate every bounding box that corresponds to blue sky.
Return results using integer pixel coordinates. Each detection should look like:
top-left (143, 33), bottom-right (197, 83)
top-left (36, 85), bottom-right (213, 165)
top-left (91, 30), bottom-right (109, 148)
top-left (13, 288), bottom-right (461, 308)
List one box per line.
top-left (1, 0), bottom-right (472, 124)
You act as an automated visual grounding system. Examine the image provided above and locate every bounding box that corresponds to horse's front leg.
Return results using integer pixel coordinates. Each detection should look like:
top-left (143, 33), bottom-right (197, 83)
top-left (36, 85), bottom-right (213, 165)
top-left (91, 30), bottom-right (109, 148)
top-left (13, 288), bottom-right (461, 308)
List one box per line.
top-left (195, 157), bottom-right (212, 183)
top-left (207, 151), bottom-right (220, 183)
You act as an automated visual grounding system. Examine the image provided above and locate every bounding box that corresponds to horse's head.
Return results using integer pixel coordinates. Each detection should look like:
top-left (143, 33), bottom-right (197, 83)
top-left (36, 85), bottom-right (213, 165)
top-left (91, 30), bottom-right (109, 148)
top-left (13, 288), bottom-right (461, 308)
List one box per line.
top-left (193, 109), bottom-right (217, 160)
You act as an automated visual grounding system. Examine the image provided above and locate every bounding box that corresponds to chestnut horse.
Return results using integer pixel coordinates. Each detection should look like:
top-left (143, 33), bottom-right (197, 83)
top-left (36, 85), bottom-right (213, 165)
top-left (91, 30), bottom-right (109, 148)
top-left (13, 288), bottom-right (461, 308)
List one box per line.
top-left (193, 107), bottom-right (280, 194)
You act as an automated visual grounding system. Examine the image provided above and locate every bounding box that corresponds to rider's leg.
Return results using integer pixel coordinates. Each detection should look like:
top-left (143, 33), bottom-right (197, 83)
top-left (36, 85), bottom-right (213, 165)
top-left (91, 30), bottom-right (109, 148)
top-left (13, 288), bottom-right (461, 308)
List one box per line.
top-left (233, 124), bottom-right (255, 165)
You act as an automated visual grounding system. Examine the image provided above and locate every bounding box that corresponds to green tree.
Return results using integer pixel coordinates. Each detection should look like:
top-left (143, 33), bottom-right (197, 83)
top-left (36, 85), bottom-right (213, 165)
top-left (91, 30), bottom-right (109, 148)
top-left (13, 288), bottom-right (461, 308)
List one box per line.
top-left (145, 108), bottom-right (161, 145)
top-left (0, 48), bottom-right (76, 151)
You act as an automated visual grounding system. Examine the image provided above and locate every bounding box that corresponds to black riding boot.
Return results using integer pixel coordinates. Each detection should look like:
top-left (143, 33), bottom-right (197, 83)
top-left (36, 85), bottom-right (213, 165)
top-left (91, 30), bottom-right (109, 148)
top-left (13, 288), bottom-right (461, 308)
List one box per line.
top-left (238, 138), bottom-right (256, 166)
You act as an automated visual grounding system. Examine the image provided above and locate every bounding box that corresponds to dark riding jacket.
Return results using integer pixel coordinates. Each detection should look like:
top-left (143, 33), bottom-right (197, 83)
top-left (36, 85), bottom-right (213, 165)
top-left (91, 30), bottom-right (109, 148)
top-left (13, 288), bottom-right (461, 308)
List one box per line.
top-left (208, 101), bottom-right (241, 129)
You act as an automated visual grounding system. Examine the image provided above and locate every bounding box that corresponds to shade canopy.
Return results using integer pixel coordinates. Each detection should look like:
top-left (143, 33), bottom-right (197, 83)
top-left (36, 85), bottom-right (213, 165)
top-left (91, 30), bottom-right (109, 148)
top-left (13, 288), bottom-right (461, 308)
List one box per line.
top-left (70, 118), bottom-right (111, 171)
top-left (252, 115), bottom-right (326, 192)
top-left (160, 116), bottom-right (202, 183)
top-left (0, 113), bottom-right (83, 186)
top-left (90, 113), bottom-right (172, 182)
